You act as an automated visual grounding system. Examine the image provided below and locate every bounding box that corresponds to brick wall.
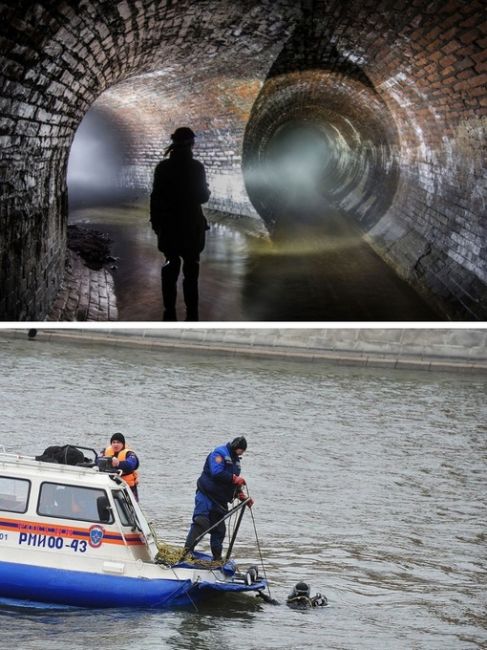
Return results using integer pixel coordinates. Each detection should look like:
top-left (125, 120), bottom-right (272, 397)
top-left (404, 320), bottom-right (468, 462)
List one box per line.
top-left (94, 74), bottom-right (265, 218)
top-left (0, 0), bottom-right (485, 319)
top-left (0, 0), bottom-right (298, 319)
top-left (243, 0), bottom-right (486, 319)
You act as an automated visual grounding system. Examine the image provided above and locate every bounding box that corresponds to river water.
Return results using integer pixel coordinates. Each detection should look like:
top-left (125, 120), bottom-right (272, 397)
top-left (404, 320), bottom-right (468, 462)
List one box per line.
top-left (0, 332), bottom-right (485, 649)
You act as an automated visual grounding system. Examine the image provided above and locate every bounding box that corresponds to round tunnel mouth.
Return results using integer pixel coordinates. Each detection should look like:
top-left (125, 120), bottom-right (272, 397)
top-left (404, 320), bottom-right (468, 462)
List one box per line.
top-left (242, 70), bottom-right (401, 235)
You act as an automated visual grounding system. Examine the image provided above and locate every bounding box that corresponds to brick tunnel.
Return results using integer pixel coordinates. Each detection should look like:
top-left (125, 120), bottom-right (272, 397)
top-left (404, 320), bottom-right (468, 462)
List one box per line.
top-left (1, 0), bottom-right (486, 320)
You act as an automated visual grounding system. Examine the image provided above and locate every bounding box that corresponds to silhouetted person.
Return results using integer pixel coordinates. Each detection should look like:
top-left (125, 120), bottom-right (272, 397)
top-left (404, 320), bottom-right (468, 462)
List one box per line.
top-left (150, 127), bottom-right (210, 321)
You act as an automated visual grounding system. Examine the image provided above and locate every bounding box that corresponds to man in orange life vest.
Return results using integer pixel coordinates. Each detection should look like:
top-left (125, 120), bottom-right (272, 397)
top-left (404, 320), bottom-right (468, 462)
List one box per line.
top-left (102, 433), bottom-right (140, 501)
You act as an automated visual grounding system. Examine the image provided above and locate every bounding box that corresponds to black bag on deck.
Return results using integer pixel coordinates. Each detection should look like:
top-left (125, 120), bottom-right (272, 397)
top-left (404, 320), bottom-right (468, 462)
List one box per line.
top-left (35, 445), bottom-right (85, 465)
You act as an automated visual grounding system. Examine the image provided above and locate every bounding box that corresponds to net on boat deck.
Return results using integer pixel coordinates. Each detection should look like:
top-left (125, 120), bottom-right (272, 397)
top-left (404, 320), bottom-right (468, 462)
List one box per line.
top-left (155, 540), bottom-right (224, 569)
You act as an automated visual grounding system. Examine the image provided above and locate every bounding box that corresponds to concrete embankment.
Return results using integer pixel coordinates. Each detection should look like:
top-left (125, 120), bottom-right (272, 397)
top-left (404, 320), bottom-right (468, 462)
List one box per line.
top-left (2, 328), bottom-right (487, 374)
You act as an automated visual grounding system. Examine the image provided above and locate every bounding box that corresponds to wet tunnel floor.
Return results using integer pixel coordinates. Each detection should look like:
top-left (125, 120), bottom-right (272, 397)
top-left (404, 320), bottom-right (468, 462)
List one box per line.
top-left (69, 201), bottom-right (439, 322)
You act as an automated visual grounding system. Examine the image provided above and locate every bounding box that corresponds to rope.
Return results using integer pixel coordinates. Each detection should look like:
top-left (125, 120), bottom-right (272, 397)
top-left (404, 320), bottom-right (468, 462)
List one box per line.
top-left (287, 595), bottom-right (314, 607)
top-left (155, 540), bottom-right (224, 569)
top-left (249, 503), bottom-right (274, 602)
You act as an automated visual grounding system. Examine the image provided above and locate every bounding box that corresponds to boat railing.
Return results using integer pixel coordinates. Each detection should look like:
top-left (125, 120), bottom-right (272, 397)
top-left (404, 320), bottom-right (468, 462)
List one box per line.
top-left (0, 450), bottom-right (30, 461)
top-left (0, 450), bottom-right (100, 475)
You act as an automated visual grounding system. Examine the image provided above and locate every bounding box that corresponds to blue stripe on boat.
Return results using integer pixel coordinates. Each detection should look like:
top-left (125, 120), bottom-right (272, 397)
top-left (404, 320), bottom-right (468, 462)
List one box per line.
top-left (0, 560), bottom-right (193, 608)
top-left (0, 561), bottom-right (266, 609)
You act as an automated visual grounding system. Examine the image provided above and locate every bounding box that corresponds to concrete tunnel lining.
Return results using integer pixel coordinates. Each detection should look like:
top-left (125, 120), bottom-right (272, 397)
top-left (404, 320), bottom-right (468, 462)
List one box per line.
top-left (0, 0), bottom-right (486, 320)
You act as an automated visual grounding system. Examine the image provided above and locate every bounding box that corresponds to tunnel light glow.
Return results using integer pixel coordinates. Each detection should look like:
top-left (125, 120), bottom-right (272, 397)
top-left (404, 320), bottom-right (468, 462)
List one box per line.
top-left (67, 109), bottom-right (125, 197)
top-left (68, 135), bottom-right (118, 188)
top-left (250, 230), bottom-right (365, 257)
top-left (263, 122), bottom-right (334, 209)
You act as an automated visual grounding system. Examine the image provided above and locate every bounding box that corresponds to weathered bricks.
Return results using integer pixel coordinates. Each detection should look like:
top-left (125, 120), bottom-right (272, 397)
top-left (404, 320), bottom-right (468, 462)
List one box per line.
top-left (241, 1), bottom-right (486, 319)
top-left (46, 250), bottom-right (118, 321)
top-left (0, 0), bottom-right (485, 320)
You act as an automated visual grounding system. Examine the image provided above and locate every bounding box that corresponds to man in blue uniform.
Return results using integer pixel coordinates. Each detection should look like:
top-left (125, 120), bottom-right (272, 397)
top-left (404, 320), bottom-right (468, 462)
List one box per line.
top-left (183, 436), bottom-right (253, 561)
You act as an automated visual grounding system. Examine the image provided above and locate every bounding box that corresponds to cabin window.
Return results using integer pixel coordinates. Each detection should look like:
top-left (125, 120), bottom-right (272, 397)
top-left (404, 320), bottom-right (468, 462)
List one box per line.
top-left (0, 476), bottom-right (30, 513)
top-left (38, 483), bottom-right (114, 524)
top-left (112, 490), bottom-right (130, 526)
top-left (112, 489), bottom-right (140, 529)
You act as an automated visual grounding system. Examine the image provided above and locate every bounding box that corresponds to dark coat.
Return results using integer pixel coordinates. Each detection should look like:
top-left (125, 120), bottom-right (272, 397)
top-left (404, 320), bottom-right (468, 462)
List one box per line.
top-left (196, 442), bottom-right (242, 507)
top-left (150, 148), bottom-right (210, 256)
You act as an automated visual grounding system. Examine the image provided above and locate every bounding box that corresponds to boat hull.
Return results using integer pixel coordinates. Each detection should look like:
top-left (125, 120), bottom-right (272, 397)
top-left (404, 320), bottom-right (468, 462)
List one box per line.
top-left (0, 560), bottom-right (266, 609)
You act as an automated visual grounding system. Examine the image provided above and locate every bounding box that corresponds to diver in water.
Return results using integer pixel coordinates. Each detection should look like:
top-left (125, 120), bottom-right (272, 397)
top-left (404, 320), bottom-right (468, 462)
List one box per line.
top-left (286, 582), bottom-right (328, 609)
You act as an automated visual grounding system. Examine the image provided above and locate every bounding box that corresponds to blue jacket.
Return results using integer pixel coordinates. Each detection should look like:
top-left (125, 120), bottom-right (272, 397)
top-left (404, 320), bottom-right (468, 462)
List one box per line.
top-left (197, 442), bottom-right (242, 507)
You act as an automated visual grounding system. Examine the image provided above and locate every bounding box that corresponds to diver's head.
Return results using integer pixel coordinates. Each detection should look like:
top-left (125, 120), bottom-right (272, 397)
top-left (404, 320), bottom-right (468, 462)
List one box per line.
top-left (293, 582), bottom-right (310, 597)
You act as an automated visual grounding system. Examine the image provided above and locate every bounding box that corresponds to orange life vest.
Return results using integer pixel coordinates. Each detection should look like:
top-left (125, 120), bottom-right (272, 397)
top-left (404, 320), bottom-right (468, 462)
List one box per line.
top-left (104, 446), bottom-right (139, 487)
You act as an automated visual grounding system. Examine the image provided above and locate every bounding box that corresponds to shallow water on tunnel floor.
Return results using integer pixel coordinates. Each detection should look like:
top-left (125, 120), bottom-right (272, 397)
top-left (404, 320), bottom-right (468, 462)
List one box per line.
top-left (1, 335), bottom-right (486, 649)
top-left (69, 201), bottom-right (439, 322)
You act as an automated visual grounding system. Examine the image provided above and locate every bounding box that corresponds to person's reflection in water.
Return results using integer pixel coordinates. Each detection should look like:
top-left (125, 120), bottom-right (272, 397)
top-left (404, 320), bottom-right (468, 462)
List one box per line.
top-left (150, 127), bottom-right (211, 321)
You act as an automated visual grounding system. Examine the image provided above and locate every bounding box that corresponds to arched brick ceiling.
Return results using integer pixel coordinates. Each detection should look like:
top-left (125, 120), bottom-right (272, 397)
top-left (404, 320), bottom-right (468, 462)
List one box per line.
top-left (0, 0), bottom-right (299, 319)
top-left (0, 0), bottom-right (485, 320)
top-left (92, 69), bottom-right (266, 211)
top-left (242, 0), bottom-right (486, 322)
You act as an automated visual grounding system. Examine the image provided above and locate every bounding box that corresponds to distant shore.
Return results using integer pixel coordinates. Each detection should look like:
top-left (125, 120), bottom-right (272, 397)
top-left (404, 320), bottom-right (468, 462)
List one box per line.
top-left (2, 328), bottom-right (486, 374)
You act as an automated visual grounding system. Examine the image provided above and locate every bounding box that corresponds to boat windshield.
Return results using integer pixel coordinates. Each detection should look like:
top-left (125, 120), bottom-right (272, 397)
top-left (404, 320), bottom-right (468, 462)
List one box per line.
top-left (38, 482), bottom-right (114, 524)
top-left (112, 489), bottom-right (140, 531)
